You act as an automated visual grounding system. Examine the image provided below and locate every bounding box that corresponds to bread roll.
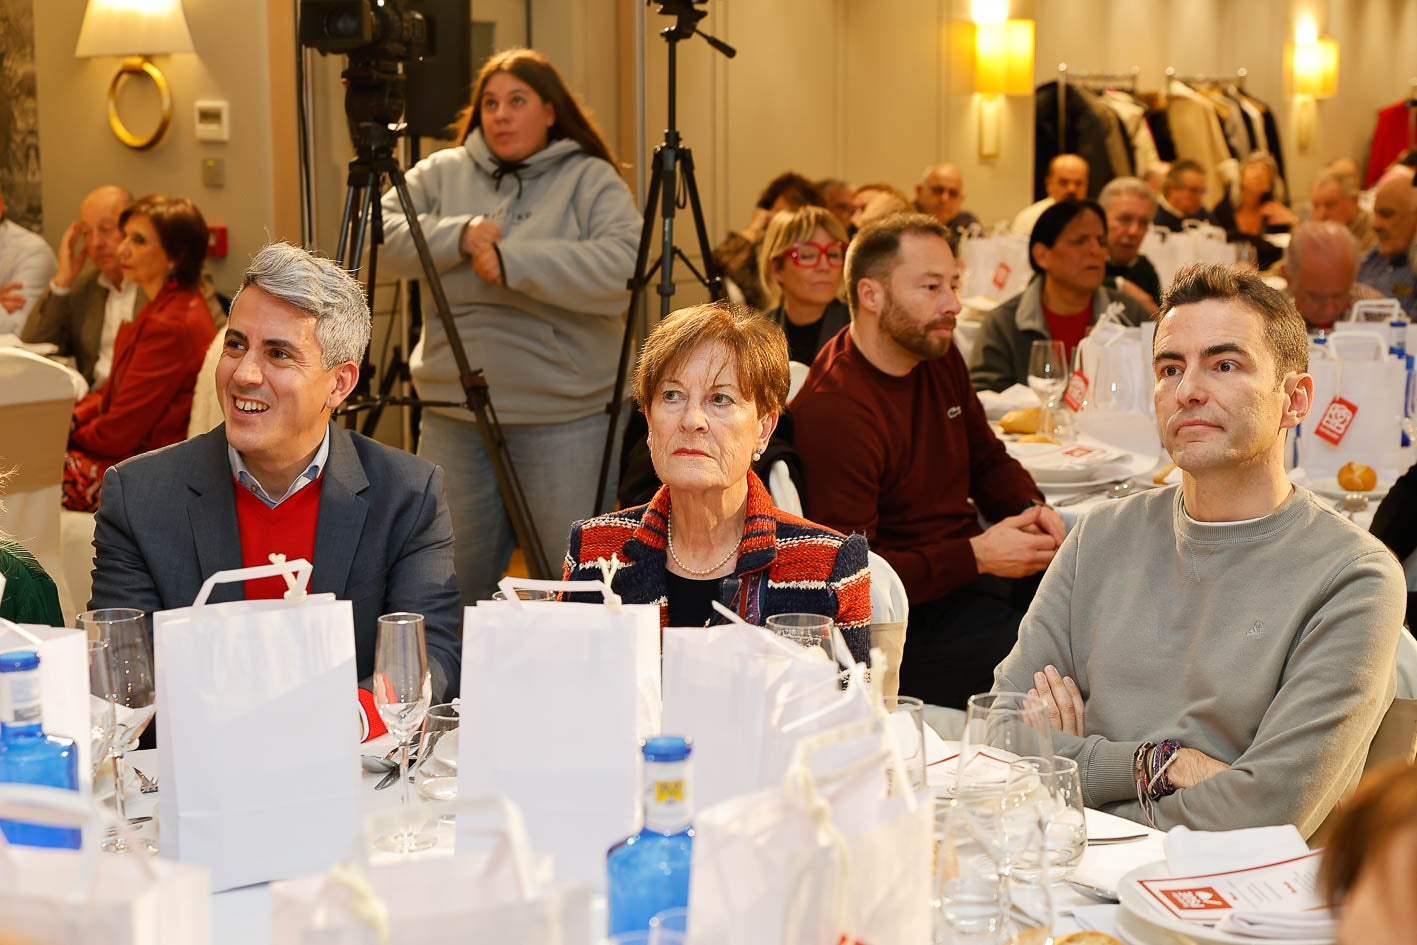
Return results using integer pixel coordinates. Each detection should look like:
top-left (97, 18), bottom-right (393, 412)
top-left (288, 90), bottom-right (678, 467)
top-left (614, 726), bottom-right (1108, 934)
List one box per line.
top-left (1017, 433), bottom-right (1060, 445)
top-left (1337, 461), bottom-right (1377, 492)
top-left (1152, 462), bottom-right (1177, 485)
top-left (1055, 933), bottom-right (1126, 945)
top-left (999, 408), bottom-right (1039, 434)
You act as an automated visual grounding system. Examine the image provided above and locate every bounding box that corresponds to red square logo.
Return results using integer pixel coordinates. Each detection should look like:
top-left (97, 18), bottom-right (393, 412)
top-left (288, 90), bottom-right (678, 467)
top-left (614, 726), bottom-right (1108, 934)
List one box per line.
top-left (1314, 396), bottom-right (1358, 446)
top-left (1161, 886), bottom-right (1232, 911)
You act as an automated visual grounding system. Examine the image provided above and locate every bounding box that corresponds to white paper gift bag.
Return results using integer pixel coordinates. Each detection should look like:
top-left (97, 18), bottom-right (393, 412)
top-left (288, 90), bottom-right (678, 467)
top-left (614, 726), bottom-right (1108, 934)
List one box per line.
top-left (154, 557), bottom-right (361, 891)
top-left (1301, 331), bottom-right (1407, 480)
top-left (270, 795), bottom-right (593, 945)
top-left (662, 622), bottom-right (841, 811)
top-left (0, 785), bottom-right (211, 945)
top-left (959, 233), bottom-right (1031, 305)
top-left (459, 577), bottom-right (661, 890)
top-left (0, 616), bottom-right (90, 785)
top-left (687, 714), bottom-right (933, 945)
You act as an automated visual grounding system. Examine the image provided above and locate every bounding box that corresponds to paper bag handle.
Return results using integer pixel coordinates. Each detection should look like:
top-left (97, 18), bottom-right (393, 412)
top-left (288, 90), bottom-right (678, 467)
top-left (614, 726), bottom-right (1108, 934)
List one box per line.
top-left (1327, 330), bottom-right (1388, 362)
top-left (495, 576), bottom-right (622, 609)
top-left (0, 784), bottom-right (156, 900)
top-left (192, 554), bottom-right (313, 606)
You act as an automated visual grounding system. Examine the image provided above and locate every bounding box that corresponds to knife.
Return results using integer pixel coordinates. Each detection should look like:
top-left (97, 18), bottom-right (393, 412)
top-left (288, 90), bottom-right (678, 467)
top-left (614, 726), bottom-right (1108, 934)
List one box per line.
top-left (1053, 485), bottom-right (1114, 507)
top-left (375, 766), bottom-right (403, 790)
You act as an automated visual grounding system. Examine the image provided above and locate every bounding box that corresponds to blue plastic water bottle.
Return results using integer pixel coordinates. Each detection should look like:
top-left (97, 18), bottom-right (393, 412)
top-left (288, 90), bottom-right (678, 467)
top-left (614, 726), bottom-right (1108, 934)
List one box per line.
top-left (606, 736), bottom-right (695, 934)
top-left (0, 651), bottom-right (81, 849)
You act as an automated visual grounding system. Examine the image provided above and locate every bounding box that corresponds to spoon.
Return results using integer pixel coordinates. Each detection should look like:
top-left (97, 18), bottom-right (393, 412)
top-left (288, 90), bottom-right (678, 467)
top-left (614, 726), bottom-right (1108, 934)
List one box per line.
top-left (1338, 493), bottom-right (1370, 520)
top-left (1054, 479), bottom-right (1140, 508)
top-left (1067, 879), bottom-right (1120, 903)
top-left (1104, 480), bottom-right (1140, 500)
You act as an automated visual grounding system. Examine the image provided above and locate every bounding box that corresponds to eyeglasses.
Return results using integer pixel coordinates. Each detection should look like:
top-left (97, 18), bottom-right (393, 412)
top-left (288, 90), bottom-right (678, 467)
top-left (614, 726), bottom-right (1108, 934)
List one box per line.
top-left (784, 240), bottom-right (846, 268)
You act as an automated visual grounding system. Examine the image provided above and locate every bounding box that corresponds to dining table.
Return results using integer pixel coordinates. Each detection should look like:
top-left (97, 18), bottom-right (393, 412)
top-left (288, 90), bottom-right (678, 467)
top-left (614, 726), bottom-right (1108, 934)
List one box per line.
top-left (111, 735), bottom-right (1178, 945)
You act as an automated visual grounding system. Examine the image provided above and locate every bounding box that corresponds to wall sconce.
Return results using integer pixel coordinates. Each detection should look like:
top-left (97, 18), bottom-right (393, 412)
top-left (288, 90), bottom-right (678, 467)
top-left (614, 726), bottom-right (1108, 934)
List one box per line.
top-left (1286, 24), bottom-right (1338, 152)
top-left (75, 0), bottom-right (196, 151)
top-left (974, 19), bottom-right (1034, 159)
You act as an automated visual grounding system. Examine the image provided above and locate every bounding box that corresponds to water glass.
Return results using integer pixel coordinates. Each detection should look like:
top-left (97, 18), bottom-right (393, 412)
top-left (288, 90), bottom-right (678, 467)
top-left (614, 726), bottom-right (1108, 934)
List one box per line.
top-left (956, 692), bottom-right (1053, 872)
top-left (87, 639), bottom-right (115, 783)
top-left (933, 800), bottom-right (1005, 944)
top-left (490, 588), bottom-right (557, 601)
top-left (1007, 756), bottom-right (1087, 884)
top-left (414, 702), bottom-right (459, 802)
top-left (77, 608), bottom-right (156, 853)
top-left (888, 695), bottom-right (927, 794)
top-left (1028, 339), bottom-right (1071, 439)
top-left (764, 613), bottom-right (835, 664)
top-left (373, 612), bottom-right (433, 853)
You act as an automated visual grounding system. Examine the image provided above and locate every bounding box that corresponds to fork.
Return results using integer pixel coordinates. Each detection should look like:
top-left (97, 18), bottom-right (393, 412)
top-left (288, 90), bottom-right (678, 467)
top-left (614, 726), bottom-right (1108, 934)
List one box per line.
top-left (133, 766), bottom-right (159, 794)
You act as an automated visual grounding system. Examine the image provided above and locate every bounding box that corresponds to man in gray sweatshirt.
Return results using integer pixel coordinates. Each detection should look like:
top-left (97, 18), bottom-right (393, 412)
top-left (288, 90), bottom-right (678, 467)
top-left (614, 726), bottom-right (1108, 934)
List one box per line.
top-left (995, 263), bottom-right (1405, 838)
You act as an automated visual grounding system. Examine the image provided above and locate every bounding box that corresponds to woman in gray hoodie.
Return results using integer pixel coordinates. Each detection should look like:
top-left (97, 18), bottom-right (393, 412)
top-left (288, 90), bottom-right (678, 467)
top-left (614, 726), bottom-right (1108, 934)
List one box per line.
top-left (380, 48), bottom-right (642, 604)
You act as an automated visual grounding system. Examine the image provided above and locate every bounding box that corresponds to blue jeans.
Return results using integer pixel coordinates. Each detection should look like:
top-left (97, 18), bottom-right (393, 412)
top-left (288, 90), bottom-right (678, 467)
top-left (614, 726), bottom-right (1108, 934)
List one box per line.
top-left (418, 410), bottom-right (612, 606)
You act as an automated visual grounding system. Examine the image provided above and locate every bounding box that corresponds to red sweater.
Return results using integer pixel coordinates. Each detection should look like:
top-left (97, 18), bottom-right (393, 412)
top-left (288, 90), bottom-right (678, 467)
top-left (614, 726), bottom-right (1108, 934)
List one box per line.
top-left (791, 328), bottom-right (1043, 605)
top-left (233, 477), bottom-right (323, 599)
top-left (70, 283), bottom-right (215, 460)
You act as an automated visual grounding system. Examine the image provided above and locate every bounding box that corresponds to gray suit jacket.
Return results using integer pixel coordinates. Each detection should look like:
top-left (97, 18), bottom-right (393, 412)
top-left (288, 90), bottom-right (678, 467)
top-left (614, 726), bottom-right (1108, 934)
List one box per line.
top-left (24, 270), bottom-right (123, 384)
top-left (90, 422), bottom-right (462, 701)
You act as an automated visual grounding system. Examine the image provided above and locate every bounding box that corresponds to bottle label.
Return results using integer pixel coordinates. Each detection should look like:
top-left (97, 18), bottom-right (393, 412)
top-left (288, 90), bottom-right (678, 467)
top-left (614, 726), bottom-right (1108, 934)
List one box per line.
top-left (0, 670), bottom-right (42, 726)
top-left (643, 759), bottom-right (692, 834)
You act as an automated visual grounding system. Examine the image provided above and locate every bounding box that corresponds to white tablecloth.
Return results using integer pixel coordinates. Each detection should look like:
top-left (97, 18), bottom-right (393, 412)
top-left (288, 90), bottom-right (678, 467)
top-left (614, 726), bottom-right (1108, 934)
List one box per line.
top-left (116, 743), bottom-right (1165, 945)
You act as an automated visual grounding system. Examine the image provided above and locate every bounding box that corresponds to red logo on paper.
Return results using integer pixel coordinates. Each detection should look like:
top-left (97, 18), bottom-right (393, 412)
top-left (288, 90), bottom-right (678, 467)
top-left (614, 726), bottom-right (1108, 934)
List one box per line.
top-left (1161, 887), bottom-right (1232, 911)
top-left (1314, 396), bottom-right (1359, 446)
top-left (1063, 370), bottom-right (1089, 412)
top-left (992, 262), bottom-right (1011, 291)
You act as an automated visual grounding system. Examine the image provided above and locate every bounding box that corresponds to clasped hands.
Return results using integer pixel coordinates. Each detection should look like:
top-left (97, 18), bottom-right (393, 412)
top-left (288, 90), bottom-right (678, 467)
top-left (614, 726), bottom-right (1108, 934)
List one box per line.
top-left (461, 216), bottom-right (504, 284)
top-left (1030, 664), bottom-right (1229, 790)
top-left (970, 504), bottom-right (1064, 579)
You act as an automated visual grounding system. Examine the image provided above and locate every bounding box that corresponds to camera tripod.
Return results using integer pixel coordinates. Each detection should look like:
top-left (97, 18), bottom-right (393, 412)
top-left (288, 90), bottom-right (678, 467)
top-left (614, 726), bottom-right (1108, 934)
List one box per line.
top-left (332, 61), bottom-right (554, 579)
top-left (593, 3), bottom-right (737, 511)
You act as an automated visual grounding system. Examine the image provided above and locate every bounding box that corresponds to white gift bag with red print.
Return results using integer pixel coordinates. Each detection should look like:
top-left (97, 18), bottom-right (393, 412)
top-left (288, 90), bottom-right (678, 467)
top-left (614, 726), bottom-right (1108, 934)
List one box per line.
top-left (1301, 331), bottom-right (1406, 482)
top-left (959, 233), bottom-right (1031, 306)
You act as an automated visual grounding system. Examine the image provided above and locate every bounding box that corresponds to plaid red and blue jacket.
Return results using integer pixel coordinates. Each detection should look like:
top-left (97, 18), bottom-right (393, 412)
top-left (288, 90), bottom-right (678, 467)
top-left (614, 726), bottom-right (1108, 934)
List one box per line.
top-left (562, 472), bottom-right (873, 663)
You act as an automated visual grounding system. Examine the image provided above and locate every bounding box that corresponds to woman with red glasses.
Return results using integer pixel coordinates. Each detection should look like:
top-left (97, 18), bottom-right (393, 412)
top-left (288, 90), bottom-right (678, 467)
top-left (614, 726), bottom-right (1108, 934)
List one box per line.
top-left (758, 206), bottom-right (851, 365)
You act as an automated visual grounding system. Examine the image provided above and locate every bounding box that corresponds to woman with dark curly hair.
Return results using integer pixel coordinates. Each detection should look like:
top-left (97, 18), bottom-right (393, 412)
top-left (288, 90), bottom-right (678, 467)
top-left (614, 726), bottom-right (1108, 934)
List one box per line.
top-left (63, 194), bottom-right (214, 511)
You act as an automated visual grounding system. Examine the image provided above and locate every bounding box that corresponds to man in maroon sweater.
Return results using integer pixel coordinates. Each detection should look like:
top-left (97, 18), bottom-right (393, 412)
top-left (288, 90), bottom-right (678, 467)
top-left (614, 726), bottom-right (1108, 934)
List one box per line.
top-left (792, 214), bottom-right (1063, 709)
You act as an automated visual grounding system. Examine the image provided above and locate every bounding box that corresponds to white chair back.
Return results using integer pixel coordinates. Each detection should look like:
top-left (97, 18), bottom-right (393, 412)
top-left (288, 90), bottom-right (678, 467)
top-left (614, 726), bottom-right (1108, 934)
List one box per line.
top-left (0, 350), bottom-right (80, 619)
top-left (186, 329), bottom-right (226, 438)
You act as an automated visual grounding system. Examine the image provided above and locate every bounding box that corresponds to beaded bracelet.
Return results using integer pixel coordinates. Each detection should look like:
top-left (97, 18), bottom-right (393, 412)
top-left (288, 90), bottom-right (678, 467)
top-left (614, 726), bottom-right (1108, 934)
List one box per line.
top-left (1133, 738), bottom-right (1184, 828)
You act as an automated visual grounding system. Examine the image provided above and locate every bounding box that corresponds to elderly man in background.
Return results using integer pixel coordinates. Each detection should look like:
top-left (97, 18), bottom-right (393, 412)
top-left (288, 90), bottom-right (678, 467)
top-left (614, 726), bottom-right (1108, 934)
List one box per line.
top-left (1309, 169), bottom-right (1376, 253)
top-left (1153, 160), bottom-right (1216, 231)
top-left (90, 242), bottom-right (463, 724)
top-left (21, 186), bottom-right (134, 385)
top-left (1281, 221), bottom-right (1386, 335)
top-left (0, 192), bottom-right (58, 336)
top-left (793, 213), bottom-right (1062, 709)
top-left (1100, 176), bottom-right (1162, 310)
top-left (1011, 154), bottom-right (1089, 236)
top-left (997, 264), bottom-right (1403, 838)
top-left (1357, 171), bottom-right (1417, 318)
top-left (916, 162), bottom-right (980, 239)
top-left (1143, 161), bottom-right (1170, 196)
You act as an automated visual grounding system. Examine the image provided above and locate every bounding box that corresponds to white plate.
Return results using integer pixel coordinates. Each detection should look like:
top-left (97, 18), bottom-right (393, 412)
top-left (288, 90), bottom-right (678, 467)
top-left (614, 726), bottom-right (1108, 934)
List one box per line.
top-left (1297, 476), bottom-right (1393, 503)
top-left (432, 729), bottom-right (459, 772)
top-left (1034, 463), bottom-right (1139, 493)
top-left (1117, 862), bottom-right (1333, 945)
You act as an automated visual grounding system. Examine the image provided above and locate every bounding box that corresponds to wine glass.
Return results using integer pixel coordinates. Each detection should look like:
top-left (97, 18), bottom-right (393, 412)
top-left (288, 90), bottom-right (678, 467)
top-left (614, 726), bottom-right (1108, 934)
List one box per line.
top-left (1007, 755), bottom-right (1087, 886)
top-left (956, 692), bottom-right (1054, 873)
top-left (1028, 339), bottom-right (1071, 440)
top-left (373, 612), bottom-right (433, 853)
top-left (77, 608), bottom-right (156, 853)
top-left (87, 639), bottom-right (115, 784)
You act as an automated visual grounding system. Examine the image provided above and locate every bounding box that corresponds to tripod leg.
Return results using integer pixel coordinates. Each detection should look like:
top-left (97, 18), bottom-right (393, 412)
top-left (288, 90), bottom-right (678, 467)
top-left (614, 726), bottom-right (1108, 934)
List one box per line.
top-left (384, 166), bottom-right (555, 580)
top-left (594, 153), bottom-right (667, 513)
top-left (336, 181), bottom-right (361, 268)
top-left (656, 144), bottom-right (681, 320)
top-left (677, 147), bottom-right (725, 302)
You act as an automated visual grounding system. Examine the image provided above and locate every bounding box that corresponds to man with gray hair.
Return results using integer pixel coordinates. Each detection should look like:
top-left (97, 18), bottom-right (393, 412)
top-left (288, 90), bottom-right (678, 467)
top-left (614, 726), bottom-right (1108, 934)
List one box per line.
top-left (1100, 176), bottom-right (1162, 310)
top-left (91, 242), bottom-right (463, 733)
top-left (1357, 171), bottom-right (1417, 319)
top-left (1281, 221), bottom-right (1385, 334)
top-left (1308, 169), bottom-right (1376, 253)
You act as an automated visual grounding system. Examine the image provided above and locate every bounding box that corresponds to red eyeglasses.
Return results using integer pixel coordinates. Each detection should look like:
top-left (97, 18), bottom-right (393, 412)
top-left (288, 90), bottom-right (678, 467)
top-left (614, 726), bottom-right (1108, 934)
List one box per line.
top-left (784, 240), bottom-right (847, 268)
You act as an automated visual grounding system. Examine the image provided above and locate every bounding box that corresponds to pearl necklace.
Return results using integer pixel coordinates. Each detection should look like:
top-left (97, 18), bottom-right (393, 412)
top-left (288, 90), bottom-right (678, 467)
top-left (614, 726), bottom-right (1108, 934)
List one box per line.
top-left (666, 516), bottom-right (739, 577)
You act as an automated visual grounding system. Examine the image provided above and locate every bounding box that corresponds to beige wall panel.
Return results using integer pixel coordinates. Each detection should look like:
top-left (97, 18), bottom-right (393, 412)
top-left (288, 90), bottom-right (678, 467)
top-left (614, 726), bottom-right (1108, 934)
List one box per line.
top-left (34, 0), bottom-right (278, 296)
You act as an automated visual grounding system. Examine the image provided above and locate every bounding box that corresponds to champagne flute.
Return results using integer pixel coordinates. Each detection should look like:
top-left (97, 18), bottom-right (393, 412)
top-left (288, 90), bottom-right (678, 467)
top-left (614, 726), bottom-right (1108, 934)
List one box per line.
top-left (77, 609), bottom-right (156, 853)
top-left (373, 612), bottom-right (433, 853)
top-left (1028, 339), bottom-right (1070, 440)
top-left (87, 639), bottom-right (115, 784)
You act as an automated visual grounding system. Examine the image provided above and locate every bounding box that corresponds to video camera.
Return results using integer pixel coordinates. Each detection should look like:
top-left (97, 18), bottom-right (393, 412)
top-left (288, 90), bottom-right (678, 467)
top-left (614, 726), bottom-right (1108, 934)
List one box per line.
top-left (299, 0), bottom-right (428, 61)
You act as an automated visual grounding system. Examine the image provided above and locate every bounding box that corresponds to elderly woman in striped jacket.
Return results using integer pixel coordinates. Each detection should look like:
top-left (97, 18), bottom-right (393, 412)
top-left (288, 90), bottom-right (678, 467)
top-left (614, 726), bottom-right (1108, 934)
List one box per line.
top-left (562, 302), bottom-right (872, 662)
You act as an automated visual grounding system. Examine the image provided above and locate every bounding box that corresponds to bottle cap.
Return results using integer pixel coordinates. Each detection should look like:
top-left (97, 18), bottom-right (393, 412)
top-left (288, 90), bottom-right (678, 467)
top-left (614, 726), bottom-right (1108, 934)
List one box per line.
top-left (642, 735), bottom-right (692, 762)
top-left (0, 651), bottom-right (40, 673)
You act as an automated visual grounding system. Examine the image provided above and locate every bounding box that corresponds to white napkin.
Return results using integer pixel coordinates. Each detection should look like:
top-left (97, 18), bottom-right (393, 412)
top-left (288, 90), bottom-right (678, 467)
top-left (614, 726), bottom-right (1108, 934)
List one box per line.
top-left (1020, 443), bottom-right (1129, 472)
top-left (1215, 911), bottom-right (1337, 939)
top-left (977, 383), bottom-right (1040, 420)
top-left (1163, 824), bottom-right (1308, 875)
